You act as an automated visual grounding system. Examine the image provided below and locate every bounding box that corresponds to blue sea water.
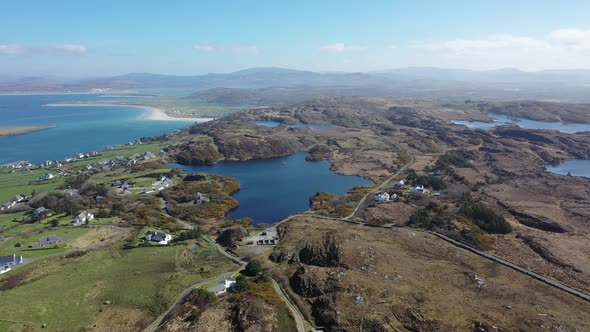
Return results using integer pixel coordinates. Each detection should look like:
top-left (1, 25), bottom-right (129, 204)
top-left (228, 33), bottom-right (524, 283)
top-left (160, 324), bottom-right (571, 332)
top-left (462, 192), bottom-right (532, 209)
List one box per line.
top-left (546, 160), bottom-right (590, 178)
top-left (453, 114), bottom-right (590, 133)
top-left (168, 152), bottom-right (373, 224)
top-left (0, 94), bottom-right (195, 164)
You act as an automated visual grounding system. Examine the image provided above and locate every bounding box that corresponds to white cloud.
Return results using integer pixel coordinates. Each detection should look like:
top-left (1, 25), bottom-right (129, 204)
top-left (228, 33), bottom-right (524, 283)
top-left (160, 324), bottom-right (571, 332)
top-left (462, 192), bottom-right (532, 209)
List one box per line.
top-left (320, 43), bottom-right (367, 53)
top-left (407, 29), bottom-right (590, 69)
top-left (548, 28), bottom-right (590, 50)
top-left (232, 45), bottom-right (260, 55)
top-left (193, 43), bottom-right (217, 52)
top-left (50, 44), bottom-right (87, 54)
top-left (0, 44), bottom-right (34, 55)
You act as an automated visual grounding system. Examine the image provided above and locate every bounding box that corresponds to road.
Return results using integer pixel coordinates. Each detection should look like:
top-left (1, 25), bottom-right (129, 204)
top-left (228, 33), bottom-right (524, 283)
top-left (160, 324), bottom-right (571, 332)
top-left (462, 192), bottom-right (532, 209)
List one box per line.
top-left (271, 278), bottom-right (307, 332)
top-left (145, 269), bottom-right (242, 332)
top-left (343, 157), bottom-right (415, 220)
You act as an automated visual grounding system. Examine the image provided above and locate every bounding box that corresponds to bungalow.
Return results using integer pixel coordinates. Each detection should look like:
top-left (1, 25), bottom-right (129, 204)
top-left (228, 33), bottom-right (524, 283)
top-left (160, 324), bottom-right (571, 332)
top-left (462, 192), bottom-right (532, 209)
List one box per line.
top-left (158, 174), bottom-right (168, 182)
top-left (73, 211), bottom-right (94, 226)
top-left (393, 180), bottom-right (405, 187)
top-left (144, 230), bottom-right (172, 245)
top-left (374, 192), bottom-right (390, 202)
top-left (12, 194), bottom-right (28, 203)
top-left (0, 254), bottom-right (23, 268)
top-left (39, 173), bottom-right (54, 180)
top-left (207, 279), bottom-right (236, 295)
top-left (1, 201), bottom-right (16, 211)
top-left (143, 187), bottom-right (155, 194)
top-left (33, 207), bottom-right (49, 218)
top-left (29, 235), bottom-right (63, 247)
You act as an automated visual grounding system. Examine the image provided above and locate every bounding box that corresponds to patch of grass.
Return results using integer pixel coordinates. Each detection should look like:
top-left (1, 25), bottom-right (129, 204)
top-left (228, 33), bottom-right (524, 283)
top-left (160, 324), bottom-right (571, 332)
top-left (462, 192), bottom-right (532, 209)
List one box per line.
top-left (0, 242), bottom-right (238, 331)
top-left (0, 169), bottom-right (65, 202)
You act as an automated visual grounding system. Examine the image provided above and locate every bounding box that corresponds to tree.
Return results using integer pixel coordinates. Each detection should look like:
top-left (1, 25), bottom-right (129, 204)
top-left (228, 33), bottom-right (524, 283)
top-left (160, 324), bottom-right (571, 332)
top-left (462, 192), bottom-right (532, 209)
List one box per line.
top-left (50, 219), bottom-right (60, 227)
top-left (244, 259), bottom-right (263, 276)
top-left (234, 275), bottom-right (250, 292)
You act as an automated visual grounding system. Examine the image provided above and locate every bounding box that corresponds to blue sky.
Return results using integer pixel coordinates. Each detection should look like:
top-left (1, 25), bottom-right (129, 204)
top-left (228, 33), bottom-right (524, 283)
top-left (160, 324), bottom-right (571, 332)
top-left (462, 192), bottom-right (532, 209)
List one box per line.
top-left (2, 0), bottom-right (590, 76)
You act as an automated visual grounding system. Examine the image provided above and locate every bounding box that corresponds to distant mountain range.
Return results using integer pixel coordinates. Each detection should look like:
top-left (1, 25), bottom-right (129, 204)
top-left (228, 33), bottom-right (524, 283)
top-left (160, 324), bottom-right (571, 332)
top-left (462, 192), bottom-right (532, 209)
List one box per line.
top-left (2, 67), bottom-right (590, 100)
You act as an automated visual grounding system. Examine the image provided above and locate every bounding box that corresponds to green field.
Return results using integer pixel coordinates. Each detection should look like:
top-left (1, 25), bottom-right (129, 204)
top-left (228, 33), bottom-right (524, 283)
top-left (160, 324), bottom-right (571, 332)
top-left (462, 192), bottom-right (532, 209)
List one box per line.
top-left (0, 222), bottom-right (87, 258)
top-left (0, 241), bottom-right (238, 331)
top-left (0, 169), bottom-right (63, 202)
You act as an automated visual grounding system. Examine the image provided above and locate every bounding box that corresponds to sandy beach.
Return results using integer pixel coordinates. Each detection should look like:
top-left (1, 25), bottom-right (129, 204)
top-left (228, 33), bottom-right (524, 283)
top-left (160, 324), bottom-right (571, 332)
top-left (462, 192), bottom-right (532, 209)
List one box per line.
top-left (44, 103), bottom-right (213, 122)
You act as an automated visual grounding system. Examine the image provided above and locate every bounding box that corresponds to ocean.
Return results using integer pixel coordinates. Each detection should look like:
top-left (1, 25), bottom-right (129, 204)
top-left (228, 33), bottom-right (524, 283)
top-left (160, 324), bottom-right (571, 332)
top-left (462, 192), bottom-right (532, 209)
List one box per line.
top-left (0, 94), bottom-right (195, 164)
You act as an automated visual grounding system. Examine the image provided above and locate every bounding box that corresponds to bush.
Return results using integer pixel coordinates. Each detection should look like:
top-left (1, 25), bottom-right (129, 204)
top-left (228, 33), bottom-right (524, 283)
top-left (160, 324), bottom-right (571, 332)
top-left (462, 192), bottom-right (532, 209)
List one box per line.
top-left (434, 152), bottom-right (472, 170)
top-left (460, 199), bottom-right (512, 234)
top-left (234, 275), bottom-right (250, 292)
top-left (244, 259), bottom-right (263, 276)
top-left (187, 288), bottom-right (216, 306)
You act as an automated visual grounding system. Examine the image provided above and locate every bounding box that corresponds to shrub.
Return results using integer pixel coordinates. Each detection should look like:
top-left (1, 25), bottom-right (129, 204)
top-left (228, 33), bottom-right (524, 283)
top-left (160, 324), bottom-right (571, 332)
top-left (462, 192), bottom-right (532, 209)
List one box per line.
top-left (234, 275), bottom-right (250, 292)
top-left (187, 288), bottom-right (216, 306)
top-left (244, 259), bottom-right (263, 276)
top-left (460, 199), bottom-right (512, 234)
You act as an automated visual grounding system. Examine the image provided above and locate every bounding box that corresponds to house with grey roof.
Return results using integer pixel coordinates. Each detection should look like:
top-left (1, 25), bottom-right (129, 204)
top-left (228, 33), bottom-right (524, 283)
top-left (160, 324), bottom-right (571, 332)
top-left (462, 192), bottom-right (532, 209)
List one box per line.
top-left (144, 230), bottom-right (172, 245)
top-left (207, 279), bottom-right (236, 295)
top-left (0, 254), bottom-right (23, 268)
top-left (29, 235), bottom-right (63, 248)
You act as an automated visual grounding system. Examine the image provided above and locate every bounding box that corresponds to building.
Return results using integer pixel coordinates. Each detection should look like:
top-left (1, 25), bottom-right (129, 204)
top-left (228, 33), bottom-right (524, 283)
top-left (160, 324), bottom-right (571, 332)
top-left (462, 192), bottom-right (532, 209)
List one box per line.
top-left (207, 279), bottom-right (236, 295)
top-left (374, 192), bottom-right (390, 202)
top-left (393, 180), bottom-right (405, 187)
top-left (0, 254), bottom-right (23, 268)
top-left (33, 207), bottom-right (49, 218)
top-left (29, 235), bottom-right (63, 248)
top-left (144, 231), bottom-right (172, 245)
top-left (39, 173), bottom-right (54, 180)
top-left (73, 211), bottom-right (94, 226)
top-left (0, 201), bottom-right (16, 211)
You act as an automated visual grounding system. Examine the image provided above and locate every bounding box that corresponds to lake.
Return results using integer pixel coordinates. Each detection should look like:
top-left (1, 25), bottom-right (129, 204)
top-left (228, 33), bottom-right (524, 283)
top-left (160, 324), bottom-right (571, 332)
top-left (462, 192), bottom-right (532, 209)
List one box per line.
top-left (546, 160), bottom-right (590, 178)
top-left (252, 121), bottom-right (333, 129)
top-left (168, 151), bottom-right (373, 224)
top-left (0, 94), bottom-right (196, 164)
top-left (453, 114), bottom-right (590, 133)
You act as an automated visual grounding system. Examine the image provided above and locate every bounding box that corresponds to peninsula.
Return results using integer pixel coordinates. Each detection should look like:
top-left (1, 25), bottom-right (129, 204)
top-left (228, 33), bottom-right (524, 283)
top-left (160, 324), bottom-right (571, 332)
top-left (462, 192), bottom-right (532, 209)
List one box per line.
top-left (0, 126), bottom-right (54, 137)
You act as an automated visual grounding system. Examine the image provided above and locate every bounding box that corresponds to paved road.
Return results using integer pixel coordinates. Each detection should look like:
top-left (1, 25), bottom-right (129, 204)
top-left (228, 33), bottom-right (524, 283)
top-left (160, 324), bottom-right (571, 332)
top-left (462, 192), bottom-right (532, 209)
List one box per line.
top-left (271, 278), bottom-right (307, 332)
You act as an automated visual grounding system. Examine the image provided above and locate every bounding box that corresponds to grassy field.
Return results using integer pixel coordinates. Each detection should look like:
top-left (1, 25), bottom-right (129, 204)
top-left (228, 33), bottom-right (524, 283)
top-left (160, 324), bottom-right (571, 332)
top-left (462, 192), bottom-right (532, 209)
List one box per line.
top-left (131, 98), bottom-right (238, 118)
top-left (0, 168), bottom-right (63, 202)
top-left (61, 142), bottom-right (165, 170)
top-left (0, 241), bottom-right (238, 331)
top-left (0, 223), bottom-right (87, 258)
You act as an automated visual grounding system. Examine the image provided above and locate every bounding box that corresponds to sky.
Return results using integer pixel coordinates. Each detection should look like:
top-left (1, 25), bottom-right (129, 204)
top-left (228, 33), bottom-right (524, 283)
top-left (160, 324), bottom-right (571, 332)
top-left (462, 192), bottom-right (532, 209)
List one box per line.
top-left (2, 0), bottom-right (590, 76)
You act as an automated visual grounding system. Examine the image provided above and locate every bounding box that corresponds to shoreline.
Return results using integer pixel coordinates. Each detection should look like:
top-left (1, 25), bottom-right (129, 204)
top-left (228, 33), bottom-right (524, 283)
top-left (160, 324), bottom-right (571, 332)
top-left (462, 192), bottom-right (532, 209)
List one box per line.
top-left (44, 103), bottom-right (213, 122)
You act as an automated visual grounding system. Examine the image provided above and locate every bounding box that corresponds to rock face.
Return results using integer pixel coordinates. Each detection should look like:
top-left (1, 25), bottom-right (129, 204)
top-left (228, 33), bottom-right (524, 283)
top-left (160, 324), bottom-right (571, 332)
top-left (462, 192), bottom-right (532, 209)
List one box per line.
top-left (298, 233), bottom-right (343, 267)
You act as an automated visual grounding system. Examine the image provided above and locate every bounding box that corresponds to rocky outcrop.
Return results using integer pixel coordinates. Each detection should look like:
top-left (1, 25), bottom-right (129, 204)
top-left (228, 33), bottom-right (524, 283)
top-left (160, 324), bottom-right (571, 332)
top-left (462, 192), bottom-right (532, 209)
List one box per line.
top-left (298, 233), bottom-right (343, 267)
top-left (216, 226), bottom-right (248, 250)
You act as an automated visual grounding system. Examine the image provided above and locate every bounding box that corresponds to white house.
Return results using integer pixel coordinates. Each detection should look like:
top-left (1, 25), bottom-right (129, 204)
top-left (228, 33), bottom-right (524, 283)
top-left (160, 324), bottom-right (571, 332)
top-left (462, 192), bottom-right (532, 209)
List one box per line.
top-left (207, 278), bottom-right (236, 295)
top-left (374, 192), bottom-right (390, 202)
top-left (394, 180), bottom-right (405, 187)
top-left (73, 211), bottom-right (94, 226)
top-left (144, 231), bottom-right (172, 245)
top-left (39, 173), bottom-right (54, 180)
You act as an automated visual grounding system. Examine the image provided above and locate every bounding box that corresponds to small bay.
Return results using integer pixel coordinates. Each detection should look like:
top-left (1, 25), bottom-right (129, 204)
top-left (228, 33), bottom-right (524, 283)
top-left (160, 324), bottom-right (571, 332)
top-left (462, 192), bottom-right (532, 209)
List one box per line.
top-left (546, 160), bottom-right (590, 178)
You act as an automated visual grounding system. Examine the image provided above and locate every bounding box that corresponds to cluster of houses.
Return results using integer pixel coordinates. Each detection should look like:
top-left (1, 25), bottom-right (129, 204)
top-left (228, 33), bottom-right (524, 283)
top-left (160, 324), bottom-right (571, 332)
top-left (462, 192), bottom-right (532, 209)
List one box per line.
top-left (111, 180), bottom-right (132, 194)
top-left (373, 177), bottom-right (441, 204)
top-left (143, 174), bottom-right (172, 194)
top-left (144, 230), bottom-right (172, 245)
top-left (0, 254), bottom-right (23, 274)
top-left (0, 194), bottom-right (30, 212)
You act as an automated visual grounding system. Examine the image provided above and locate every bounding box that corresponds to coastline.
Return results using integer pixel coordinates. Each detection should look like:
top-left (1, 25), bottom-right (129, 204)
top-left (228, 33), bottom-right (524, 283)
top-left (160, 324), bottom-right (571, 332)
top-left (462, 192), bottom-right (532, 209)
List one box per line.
top-left (44, 103), bottom-right (213, 122)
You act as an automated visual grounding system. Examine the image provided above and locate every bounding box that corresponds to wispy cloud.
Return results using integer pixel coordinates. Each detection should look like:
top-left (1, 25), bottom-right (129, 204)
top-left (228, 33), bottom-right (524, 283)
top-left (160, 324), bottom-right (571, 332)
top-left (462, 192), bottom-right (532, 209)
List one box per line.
top-left (193, 43), bottom-right (217, 52)
top-left (232, 45), bottom-right (260, 55)
top-left (0, 44), bottom-right (35, 55)
top-left (0, 43), bottom-right (87, 55)
top-left (50, 44), bottom-right (87, 54)
top-left (319, 43), bottom-right (367, 53)
top-left (411, 34), bottom-right (549, 54)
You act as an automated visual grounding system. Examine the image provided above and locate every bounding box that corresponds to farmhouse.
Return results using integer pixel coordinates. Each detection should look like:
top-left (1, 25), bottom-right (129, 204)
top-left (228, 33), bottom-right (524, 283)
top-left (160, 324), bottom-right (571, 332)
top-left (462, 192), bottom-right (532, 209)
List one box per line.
top-left (374, 192), bottom-right (390, 202)
top-left (39, 173), bottom-right (54, 180)
top-left (29, 235), bottom-right (63, 248)
top-left (33, 207), bottom-right (49, 218)
top-left (144, 230), bottom-right (172, 245)
top-left (207, 278), bottom-right (236, 295)
top-left (73, 211), bottom-right (94, 226)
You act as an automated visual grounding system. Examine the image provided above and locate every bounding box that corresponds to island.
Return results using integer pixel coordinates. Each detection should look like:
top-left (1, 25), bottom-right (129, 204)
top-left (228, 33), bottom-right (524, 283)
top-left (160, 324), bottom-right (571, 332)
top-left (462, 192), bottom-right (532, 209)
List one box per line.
top-left (0, 126), bottom-right (54, 137)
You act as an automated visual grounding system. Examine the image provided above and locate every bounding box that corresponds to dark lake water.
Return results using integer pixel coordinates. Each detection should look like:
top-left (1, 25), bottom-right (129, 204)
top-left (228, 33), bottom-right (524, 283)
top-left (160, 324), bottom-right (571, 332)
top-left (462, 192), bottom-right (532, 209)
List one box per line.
top-left (453, 114), bottom-right (590, 133)
top-left (0, 94), bottom-right (196, 164)
top-left (252, 121), bottom-right (332, 129)
top-left (168, 151), bottom-right (373, 224)
top-left (546, 160), bottom-right (590, 178)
